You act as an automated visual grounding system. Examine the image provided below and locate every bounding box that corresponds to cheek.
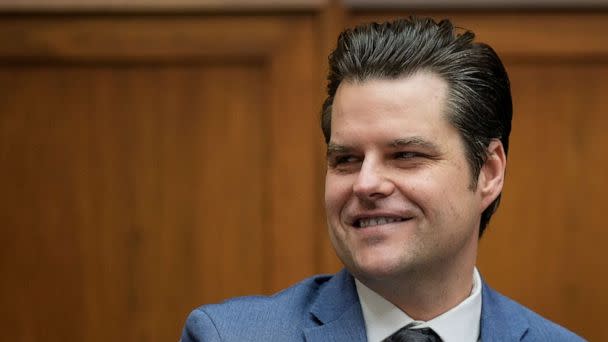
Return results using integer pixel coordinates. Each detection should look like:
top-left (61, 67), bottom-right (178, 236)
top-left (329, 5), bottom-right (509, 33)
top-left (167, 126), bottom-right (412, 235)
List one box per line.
top-left (399, 171), bottom-right (466, 218)
top-left (324, 175), bottom-right (352, 216)
top-left (397, 172), bottom-right (441, 205)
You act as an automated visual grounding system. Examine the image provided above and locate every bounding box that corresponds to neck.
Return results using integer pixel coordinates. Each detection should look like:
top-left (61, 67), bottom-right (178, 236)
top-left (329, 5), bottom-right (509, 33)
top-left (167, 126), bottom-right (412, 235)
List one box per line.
top-left (357, 248), bottom-right (477, 321)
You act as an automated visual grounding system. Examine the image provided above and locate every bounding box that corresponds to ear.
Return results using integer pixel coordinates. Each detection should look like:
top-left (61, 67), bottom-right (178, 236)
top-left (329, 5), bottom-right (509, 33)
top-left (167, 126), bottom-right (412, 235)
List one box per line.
top-left (478, 139), bottom-right (507, 211)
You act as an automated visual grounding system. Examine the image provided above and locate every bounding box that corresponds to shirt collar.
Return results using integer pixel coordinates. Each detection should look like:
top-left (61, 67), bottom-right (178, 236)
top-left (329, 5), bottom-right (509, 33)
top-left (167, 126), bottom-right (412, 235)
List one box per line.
top-left (355, 268), bottom-right (482, 342)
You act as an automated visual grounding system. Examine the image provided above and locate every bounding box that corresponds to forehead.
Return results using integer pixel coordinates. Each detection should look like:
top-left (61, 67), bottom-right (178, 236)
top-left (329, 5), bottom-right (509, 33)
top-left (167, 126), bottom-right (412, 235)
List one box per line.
top-left (330, 72), bottom-right (452, 143)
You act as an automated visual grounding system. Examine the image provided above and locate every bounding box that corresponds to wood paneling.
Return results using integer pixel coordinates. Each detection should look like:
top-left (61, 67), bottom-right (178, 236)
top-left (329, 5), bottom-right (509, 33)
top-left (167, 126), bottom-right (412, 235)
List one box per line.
top-left (486, 62), bottom-right (608, 340)
top-left (314, 0), bottom-right (347, 274)
top-left (345, 0), bottom-right (608, 9)
top-left (0, 16), bottom-right (295, 61)
top-left (347, 11), bottom-right (608, 341)
top-left (351, 12), bottom-right (608, 59)
top-left (2, 7), bottom-right (607, 342)
top-left (0, 14), bottom-right (321, 342)
top-left (0, 0), bottom-right (327, 12)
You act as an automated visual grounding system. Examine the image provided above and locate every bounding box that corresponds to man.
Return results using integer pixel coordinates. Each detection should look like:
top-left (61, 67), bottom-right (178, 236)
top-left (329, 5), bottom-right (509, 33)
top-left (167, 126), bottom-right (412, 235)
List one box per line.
top-left (181, 17), bottom-right (584, 341)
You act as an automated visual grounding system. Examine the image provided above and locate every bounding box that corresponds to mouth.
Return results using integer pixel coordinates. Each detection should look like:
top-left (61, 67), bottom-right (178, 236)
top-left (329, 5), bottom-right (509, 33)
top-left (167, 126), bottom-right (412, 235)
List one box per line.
top-left (353, 216), bottom-right (412, 228)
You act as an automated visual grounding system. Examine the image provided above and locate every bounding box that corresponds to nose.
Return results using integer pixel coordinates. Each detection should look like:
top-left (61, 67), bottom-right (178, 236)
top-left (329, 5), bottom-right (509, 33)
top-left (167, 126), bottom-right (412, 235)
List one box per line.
top-left (352, 158), bottom-right (394, 200)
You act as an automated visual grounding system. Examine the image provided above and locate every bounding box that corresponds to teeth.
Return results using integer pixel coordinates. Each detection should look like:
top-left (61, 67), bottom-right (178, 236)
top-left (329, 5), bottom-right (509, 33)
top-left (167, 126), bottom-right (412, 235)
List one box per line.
top-left (358, 217), bottom-right (403, 228)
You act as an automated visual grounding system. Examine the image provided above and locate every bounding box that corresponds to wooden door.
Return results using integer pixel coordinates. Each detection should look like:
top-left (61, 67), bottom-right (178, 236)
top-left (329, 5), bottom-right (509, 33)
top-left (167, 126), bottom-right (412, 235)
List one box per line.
top-left (0, 14), bottom-right (324, 341)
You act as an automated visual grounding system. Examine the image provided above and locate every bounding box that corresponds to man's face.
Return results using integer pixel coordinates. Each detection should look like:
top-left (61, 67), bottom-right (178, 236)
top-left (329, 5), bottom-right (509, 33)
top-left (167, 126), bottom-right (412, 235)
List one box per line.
top-left (325, 72), bottom-right (493, 282)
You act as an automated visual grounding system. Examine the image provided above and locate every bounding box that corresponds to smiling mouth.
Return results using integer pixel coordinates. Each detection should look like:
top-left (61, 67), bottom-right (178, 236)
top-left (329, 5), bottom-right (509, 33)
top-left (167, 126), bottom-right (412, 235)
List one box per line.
top-left (354, 216), bottom-right (411, 228)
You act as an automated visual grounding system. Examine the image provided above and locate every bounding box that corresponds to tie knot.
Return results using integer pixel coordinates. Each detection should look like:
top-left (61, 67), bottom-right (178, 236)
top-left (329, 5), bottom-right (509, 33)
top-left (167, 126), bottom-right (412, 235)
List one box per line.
top-left (382, 323), bottom-right (442, 342)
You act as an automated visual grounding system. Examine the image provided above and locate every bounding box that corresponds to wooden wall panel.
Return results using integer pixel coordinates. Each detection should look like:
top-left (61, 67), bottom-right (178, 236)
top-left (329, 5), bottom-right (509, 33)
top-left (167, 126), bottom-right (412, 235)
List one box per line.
top-left (266, 17), bottom-right (321, 289)
top-left (0, 15), bottom-right (321, 342)
top-left (486, 62), bottom-right (608, 340)
top-left (346, 11), bottom-right (608, 340)
top-left (2, 7), bottom-right (607, 342)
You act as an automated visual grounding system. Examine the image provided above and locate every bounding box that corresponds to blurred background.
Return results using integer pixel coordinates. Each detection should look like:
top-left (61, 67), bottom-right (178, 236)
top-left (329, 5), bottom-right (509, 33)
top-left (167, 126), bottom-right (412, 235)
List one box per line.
top-left (0, 0), bottom-right (606, 341)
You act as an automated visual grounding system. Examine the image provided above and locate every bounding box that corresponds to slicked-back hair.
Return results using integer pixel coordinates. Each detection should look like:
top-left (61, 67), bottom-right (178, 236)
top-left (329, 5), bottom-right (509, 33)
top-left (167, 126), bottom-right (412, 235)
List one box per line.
top-left (321, 17), bottom-right (512, 237)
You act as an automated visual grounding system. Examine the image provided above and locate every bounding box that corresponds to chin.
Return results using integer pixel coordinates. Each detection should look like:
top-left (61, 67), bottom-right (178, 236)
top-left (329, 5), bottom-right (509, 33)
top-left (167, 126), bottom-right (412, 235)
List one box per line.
top-left (348, 255), bottom-right (411, 281)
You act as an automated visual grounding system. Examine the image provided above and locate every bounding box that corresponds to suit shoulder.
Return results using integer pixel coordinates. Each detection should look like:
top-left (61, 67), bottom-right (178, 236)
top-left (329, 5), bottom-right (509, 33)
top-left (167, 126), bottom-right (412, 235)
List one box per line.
top-left (204, 273), bottom-right (332, 316)
top-left (181, 273), bottom-right (333, 341)
top-left (488, 289), bottom-right (586, 341)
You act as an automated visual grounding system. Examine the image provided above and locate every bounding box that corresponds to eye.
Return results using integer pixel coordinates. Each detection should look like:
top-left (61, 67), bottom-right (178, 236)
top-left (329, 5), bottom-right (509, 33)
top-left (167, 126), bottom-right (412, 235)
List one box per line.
top-left (394, 151), bottom-right (420, 159)
top-left (333, 155), bottom-right (359, 165)
top-left (328, 154), bottom-right (361, 172)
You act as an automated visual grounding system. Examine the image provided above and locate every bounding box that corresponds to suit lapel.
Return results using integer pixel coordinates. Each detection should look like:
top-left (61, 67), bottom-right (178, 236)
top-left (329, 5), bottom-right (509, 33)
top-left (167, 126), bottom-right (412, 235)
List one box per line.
top-left (480, 281), bottom-right (529, 342)
top-left (304, 271), bottom-right (529, 342)
top-left (303, 269), bottom-right (367, 342)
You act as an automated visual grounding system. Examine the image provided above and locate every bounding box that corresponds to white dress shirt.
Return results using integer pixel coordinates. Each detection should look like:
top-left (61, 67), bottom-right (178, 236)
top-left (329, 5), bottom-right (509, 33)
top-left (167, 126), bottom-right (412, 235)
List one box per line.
top-left (355, 268), bottom-right (482, 342)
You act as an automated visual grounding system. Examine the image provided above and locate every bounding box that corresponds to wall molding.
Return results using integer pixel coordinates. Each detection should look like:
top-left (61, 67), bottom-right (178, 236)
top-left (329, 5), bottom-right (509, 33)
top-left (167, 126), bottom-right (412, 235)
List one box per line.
top-left (344, 0), bottom-right (608, 9)
top-left (0, 0), bottom-right (327, 12)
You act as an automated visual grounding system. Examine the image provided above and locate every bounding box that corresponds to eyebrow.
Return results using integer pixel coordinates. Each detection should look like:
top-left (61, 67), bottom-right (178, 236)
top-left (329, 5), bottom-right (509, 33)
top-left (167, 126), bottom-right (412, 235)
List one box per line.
top-left (390, 137), bottom-right (440, 151)
top-left (326, 143), bottom-right (351, 156)
top-left (327, 137), bottom-right (440, 156)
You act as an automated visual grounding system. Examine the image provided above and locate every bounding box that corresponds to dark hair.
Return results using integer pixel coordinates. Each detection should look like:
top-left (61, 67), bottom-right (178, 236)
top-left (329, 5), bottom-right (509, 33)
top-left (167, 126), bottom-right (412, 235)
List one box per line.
top-left (321, 17), bottom-right (512, 237)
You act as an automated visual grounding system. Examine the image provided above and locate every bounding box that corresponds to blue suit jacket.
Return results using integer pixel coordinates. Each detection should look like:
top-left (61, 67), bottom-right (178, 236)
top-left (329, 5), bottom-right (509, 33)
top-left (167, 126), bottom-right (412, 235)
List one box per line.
top-left (181, 269), bottom-right (585, 341)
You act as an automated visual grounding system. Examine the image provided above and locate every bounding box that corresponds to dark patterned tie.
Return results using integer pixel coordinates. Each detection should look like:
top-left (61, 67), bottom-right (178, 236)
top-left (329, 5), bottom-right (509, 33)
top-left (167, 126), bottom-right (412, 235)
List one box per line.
top-left (382, 323), bottom-right (442, 342)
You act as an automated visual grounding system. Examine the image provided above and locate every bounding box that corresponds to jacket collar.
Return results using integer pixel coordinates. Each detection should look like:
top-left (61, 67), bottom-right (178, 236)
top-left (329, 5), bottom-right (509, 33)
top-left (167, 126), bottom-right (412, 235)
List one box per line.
top-left (302, 270), bottom-right (530, 342)
top-left (480, 281), bottom-right (529, 342)
top-left (303, 269), bottom-right (367, 341)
